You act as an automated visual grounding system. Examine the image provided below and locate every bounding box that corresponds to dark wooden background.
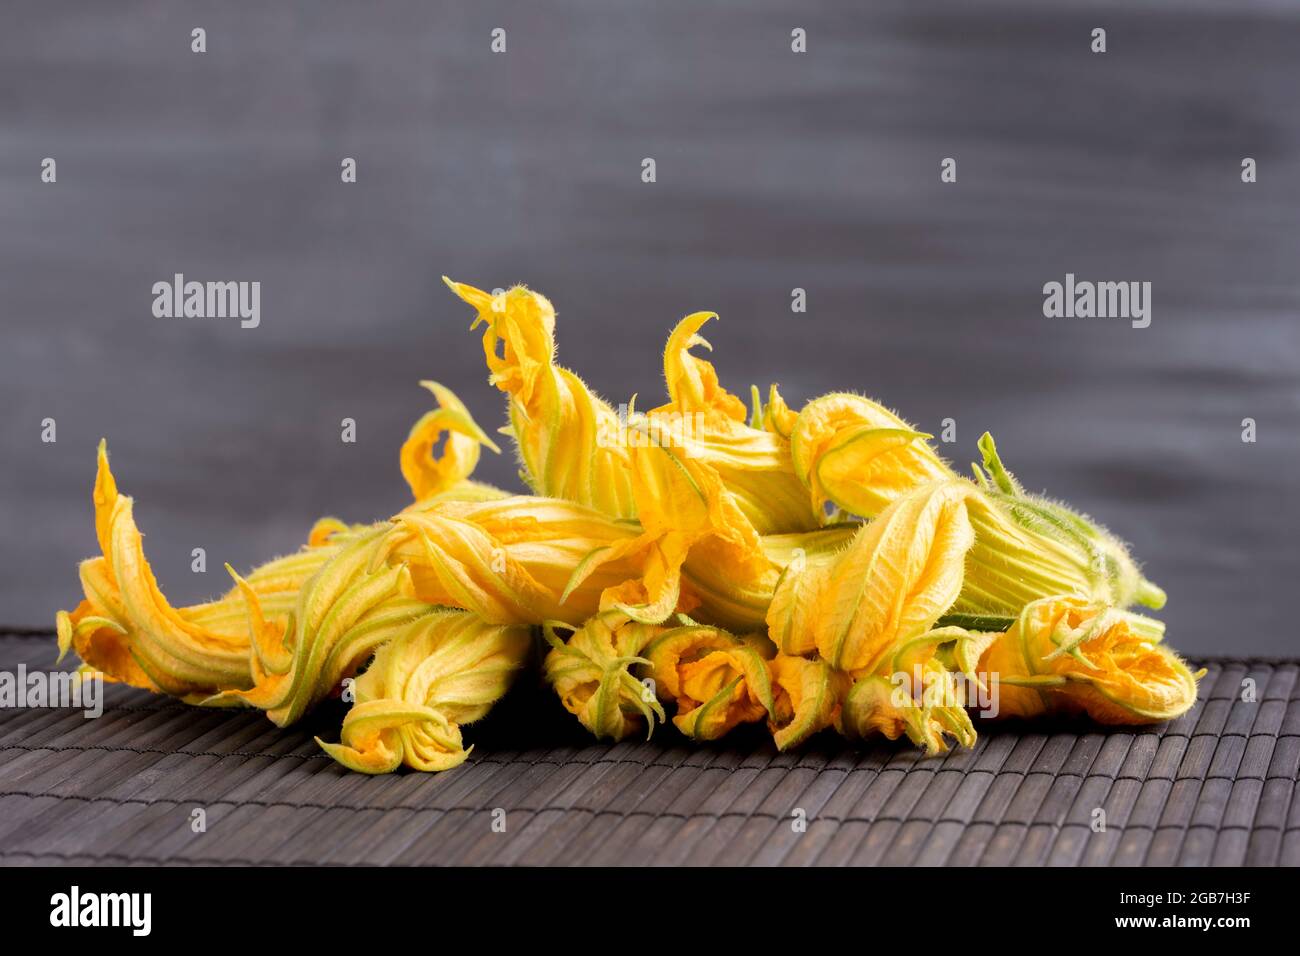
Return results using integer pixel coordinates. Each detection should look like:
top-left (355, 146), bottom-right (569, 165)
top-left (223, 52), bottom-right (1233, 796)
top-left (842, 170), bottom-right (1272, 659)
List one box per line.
top-left (2, 1), bottom-right (1297, 655)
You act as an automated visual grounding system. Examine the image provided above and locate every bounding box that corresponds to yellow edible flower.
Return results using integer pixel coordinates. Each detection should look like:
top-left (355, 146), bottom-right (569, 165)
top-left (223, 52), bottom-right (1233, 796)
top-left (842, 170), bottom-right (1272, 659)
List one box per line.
top-left (53, 276), bottom-right (1197, 771)
top-left (543, 611), bottom-right (666, 741)
top-left (54, 442), bottom-right (345, 700)
top-left (980, 596), bottom-right (1200, 724)
top-left (641, 623), bottom-right (775, 740)
top-left (318, 610), bottom-right (531, 773)
top-left (445, 278), bottom-right (638, 519)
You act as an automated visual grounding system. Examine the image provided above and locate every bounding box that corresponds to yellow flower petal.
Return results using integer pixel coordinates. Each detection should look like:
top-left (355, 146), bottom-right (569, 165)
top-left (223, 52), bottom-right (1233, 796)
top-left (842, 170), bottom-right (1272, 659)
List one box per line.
top-left (812, 481), bottom-right (975, 674)
top-left (768, 654), bottom-right (848, 750)
top-left (660, 311), bottom-right (749, 424)
top-left (390, 497), bottom-right (681, 625)
top-left (760, 384), bottom-right (798, 439)
top-left (790, 393), bottom-right (952, 520)
top-left (399, 381), bottom-right (500, 502)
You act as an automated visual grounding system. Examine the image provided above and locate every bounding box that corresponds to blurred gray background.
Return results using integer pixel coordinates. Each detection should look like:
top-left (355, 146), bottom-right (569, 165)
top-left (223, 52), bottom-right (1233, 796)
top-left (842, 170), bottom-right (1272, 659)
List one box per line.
top-left (2, 1), bottom-right (1297, 654)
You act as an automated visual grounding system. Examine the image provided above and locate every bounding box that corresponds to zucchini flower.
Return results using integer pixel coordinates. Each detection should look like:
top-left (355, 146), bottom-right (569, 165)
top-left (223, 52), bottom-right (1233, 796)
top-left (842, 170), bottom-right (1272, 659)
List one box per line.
top-left (768, 654), bottom-right (849, 750)
top-left (444, 277), bottom-right (638, 519)
top-left (54, 442), bottom-right (345, 700)
top-left (980, 596), bottom-right (1200, 725)
top-left (789, 394), bottom-right (1164, 612)
top-left (641, 623), bottom-right (775, 740)
top-left (782, 481), bottom-right (976, 676)
top-left (838, 626), bottom-right (997, 755)
top-left (790, 393), bottom-right (951, 520)
top-left (957, 434), bottom-right (1166, 613)
top-left (318, 610), bottom-right (532, 774)
top-left (385, 495), bottom-right (694, 627)
top-left (207, 525), bottom-right (433, 727)
top-left (645, 312), bottom-right (819, 535)
top-left (542, 611), bottom-right (666, 741)
top-left (399, 380), bottom-right (502, 503)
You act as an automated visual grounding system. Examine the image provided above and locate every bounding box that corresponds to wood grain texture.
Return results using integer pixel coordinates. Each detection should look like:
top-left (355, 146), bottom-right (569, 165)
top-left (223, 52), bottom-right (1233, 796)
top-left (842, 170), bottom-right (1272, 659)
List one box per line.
top-left (1, 632), bottom-right (1296, 865)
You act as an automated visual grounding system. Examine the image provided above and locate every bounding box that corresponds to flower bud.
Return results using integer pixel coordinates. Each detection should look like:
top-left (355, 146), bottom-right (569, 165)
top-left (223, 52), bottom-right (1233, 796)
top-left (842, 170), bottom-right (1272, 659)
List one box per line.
top-left (962, 433), bottom-right (1165, 612)
top-left (641, 624), bottom-right (775, 740)
top-left (838, 626), bottom-right (996, 754)
top-left (318, 610), bottom-right (531, 773)
top-left (980, 596), bottom-right (1200, 724)
top-left (543, 612), bottom-right (666, 741)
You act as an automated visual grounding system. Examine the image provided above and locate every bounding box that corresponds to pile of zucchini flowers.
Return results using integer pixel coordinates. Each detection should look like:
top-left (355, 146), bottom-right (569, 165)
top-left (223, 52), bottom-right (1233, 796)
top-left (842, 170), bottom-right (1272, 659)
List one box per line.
top-left (56, 279), bottom-right (1201, 774)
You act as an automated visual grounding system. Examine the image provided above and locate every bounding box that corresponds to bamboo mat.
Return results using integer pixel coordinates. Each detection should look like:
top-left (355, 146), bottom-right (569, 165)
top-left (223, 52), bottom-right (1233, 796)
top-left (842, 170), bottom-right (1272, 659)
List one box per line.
top-left (1, 632), bottom-right (1296, 867)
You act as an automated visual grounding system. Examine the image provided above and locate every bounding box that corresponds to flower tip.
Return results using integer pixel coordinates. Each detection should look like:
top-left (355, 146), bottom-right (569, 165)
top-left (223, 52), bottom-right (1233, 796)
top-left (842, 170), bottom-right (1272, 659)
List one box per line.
top-left (54, 610), bottom-right (72, 663)
top-left (1136, 578), bottom-right (1167, 610)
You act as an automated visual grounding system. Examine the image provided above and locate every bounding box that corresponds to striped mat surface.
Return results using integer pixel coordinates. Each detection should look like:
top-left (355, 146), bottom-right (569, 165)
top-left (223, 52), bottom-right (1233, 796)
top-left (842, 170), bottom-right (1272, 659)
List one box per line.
top-left (1, 632), bottom-right (1296, 866)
